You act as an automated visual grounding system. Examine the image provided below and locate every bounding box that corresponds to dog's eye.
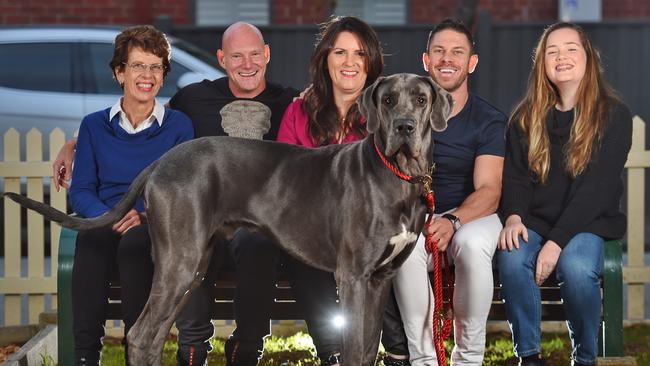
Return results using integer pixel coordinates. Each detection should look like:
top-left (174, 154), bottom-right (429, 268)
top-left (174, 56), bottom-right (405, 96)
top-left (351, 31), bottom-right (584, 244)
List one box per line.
top-left (383, 96), bottom-right (392, 105)
top-left (417, 96), bottom-right (426, 105)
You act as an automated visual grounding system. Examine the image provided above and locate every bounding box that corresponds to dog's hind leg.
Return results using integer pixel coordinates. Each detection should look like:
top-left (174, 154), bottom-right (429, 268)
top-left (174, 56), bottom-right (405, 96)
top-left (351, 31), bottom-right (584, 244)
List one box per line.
top-left (337, 272), bottom-right (393, 366)
top-left (127, 207), bottom-right (216, 365)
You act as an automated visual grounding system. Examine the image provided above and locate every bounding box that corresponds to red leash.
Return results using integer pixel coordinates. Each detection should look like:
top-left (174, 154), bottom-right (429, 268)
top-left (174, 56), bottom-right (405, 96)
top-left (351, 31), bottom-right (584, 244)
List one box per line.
top-left (374, 142), bottom-right (454, 366)
top-left (423, 190), bottom-right (454, 366)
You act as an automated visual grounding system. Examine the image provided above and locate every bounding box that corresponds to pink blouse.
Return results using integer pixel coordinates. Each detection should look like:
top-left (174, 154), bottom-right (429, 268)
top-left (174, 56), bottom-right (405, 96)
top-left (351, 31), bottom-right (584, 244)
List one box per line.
top-left (277, 99), bottom-right (366, 147)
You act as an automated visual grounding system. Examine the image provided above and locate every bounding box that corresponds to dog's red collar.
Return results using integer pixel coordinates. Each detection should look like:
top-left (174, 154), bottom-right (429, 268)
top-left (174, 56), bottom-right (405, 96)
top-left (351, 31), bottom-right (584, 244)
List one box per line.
top-left (373, 141), bottom-right (435, 193)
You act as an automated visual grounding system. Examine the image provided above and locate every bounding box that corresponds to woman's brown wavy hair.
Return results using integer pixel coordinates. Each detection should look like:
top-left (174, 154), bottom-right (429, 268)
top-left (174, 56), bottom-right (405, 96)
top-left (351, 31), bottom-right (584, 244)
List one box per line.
top-left (303, 16), bottom-right (384, 146)
top-left (510, 22), bottom-right (618, 183)
top-left (110, 25), bottom-right (172, 81)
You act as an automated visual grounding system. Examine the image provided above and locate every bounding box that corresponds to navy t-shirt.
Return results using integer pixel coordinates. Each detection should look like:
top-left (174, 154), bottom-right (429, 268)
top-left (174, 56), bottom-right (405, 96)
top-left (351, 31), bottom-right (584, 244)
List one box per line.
top-left (431, 93), bottom-right (507, 213)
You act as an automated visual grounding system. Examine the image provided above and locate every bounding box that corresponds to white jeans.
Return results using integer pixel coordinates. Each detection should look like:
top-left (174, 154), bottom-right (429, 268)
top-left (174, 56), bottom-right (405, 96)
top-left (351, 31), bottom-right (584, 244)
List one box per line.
top-left (393, 213), bottom-right (501, 366)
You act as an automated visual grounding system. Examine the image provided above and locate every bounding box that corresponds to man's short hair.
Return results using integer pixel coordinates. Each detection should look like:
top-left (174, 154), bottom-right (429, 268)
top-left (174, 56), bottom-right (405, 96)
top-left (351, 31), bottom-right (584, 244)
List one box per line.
top-left (425, 18), bottom-right (475, 54)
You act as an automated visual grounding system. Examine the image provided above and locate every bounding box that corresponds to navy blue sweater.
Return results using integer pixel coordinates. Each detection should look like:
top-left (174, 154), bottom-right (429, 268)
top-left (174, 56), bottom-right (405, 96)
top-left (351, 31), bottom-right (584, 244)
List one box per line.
top-left (70, 107), bottom-right (194, 218)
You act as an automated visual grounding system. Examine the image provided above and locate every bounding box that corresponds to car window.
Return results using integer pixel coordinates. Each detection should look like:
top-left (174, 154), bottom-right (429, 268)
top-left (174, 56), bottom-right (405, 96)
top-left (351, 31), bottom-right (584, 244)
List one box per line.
top-left (87, 42), bottom-right (192, 98)
top-left (87, 43), bottom-right (122, 95)
top-left (0, 43), bottom-right (73, 92)
top-left (160, 61), bottom-right (192, 98)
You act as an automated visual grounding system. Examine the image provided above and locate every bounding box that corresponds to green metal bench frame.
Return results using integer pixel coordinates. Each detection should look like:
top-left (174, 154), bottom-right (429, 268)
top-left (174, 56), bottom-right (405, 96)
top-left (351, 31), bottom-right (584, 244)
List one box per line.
top-left (56, 227), bottom-right (624, 365)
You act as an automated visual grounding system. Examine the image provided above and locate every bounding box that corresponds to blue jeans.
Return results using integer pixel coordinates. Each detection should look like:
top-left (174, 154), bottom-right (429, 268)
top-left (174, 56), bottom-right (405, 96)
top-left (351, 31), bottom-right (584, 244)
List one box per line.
top-left (496, 229), bottom-right (604, 365)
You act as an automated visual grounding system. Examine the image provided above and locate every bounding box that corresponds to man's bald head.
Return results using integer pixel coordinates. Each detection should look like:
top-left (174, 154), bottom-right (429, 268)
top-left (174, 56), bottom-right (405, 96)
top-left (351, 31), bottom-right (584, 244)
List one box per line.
top-left (217, 22), bottom-right (270, 98)
top-left (222, 22), bottom-right (265, 50)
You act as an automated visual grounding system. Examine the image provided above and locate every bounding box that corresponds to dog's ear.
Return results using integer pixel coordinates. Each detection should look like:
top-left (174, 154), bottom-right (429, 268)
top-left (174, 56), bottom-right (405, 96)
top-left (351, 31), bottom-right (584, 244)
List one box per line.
top-left (420, 76), bottom-right (453, 132)
top-left (358, 76), bottom-right (385, 133)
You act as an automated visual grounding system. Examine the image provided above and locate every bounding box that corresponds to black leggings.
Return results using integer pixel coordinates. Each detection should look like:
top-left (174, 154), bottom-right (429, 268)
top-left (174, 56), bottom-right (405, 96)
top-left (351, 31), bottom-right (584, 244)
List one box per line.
top-left (72, 224), bottom-right (215, 360)
top-left (71, 225), bottom-right (152, 358)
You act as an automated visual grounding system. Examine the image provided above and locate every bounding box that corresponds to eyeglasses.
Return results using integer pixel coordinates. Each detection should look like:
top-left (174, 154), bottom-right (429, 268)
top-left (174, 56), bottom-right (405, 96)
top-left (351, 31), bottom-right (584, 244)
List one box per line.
top-left (122, 62), bottom-right (166, 74)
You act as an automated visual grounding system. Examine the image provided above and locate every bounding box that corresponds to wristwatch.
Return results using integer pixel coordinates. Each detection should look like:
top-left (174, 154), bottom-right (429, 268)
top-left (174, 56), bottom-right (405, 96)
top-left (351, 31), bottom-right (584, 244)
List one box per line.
top-left (442, 213), bottom-right (462, 232)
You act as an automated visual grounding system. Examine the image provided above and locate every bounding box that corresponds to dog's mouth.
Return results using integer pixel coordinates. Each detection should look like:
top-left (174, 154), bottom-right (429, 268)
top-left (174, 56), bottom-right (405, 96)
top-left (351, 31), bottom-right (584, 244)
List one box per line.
top-left (397, 143), bottom-right (419, 159)
top-left (385, 136), bottom-right (420, 160)
top-left (383, 136), bottom-right (429, 177)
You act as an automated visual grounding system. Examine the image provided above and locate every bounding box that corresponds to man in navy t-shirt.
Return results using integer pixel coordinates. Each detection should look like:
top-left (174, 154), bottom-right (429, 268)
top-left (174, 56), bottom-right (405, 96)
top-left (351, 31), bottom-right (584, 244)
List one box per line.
top-left (384, 18), bottom-right (506, 366)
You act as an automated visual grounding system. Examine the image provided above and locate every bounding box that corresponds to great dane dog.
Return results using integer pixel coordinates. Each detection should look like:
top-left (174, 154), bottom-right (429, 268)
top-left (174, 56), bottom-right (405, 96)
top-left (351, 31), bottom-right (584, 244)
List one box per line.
top-left (5, 73), bottom-right (452, 365)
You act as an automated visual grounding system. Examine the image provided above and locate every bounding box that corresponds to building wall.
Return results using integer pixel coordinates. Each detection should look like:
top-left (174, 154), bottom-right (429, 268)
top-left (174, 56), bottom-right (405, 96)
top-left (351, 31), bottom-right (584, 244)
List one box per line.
top-left (409, 0), bottom-right (650, 23)
top-left (0, 0), bottom-right (649, 26)
top-left (0, 0), bottom-right (191, 26)
top-left (272, 0), bottom-right (329, 24)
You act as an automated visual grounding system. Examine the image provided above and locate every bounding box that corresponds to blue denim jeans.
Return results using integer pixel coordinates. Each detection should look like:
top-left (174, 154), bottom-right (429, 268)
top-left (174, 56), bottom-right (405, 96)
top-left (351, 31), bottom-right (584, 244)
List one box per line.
top-left (496, 229), bottom-right (604, 365)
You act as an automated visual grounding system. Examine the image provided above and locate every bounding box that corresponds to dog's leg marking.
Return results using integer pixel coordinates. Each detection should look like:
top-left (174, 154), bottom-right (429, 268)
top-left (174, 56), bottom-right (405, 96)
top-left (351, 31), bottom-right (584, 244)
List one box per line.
top-left (379, 224), bottom-right (417, 267)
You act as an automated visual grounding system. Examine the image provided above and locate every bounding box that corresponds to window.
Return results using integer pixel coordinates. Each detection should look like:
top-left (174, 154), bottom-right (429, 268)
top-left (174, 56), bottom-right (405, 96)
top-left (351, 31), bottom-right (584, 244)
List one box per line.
top-left (87, 43), bottom-right (122, 95)
top-left (160, 61), bottom-right (192, 98)
top-left (0, 43), bottom-right (74, 92)
top-left (195, 0), bottom-right (269, 26)
top-left (334, 0), bottom-right (407, 25)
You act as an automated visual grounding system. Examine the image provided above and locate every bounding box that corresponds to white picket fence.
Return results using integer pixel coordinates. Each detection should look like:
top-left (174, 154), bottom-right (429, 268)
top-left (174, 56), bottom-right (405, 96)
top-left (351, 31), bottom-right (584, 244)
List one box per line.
top-left (1, 118), bottom-right (649, 328)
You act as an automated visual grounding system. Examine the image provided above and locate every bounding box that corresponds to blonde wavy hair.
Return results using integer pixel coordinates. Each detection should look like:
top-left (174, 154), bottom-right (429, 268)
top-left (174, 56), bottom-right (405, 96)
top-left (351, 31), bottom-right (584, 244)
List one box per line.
top-left (510, 22), bottom-right (618, 183)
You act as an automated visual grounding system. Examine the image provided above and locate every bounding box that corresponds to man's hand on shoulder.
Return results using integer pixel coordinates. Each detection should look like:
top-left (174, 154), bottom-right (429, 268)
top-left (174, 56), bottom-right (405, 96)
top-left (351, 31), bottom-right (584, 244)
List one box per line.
top-left (53, 138), bottom-right (77, 191)
top-left (293, 84), bottom-right (312, 102)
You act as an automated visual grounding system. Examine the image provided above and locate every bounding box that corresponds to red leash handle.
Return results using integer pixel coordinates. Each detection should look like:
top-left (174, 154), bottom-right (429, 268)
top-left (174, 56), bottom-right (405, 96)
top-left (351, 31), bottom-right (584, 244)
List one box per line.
top-left (423, 191), bottom-right (454, 366)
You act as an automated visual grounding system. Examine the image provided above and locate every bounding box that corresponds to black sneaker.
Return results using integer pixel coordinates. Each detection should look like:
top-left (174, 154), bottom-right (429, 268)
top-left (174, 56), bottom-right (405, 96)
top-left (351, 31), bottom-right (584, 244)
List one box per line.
top-left (320, 353), bottom-right (341, 366)
top-left (382, 354), bottom-right (411, 366)
top-left (224, 337), bottom-right (262, 366)
top-left (177, 344), bottom-right (209, 366)
top-left (519, 354), bottom-right (546, 366)
top-left (75, 352), bottom-right (100, 366)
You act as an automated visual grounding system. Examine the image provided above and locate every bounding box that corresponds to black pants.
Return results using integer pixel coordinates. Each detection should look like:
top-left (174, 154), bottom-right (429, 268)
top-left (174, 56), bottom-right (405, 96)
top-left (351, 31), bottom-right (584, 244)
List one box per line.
top-left (382, 287), bottom-right (410, 356)
top-left (72, 225), bottom-right (214, 360)
top-left (72, 225), bottom-right (152, 359)
top-left (228, 228), bottom-right (342, 359)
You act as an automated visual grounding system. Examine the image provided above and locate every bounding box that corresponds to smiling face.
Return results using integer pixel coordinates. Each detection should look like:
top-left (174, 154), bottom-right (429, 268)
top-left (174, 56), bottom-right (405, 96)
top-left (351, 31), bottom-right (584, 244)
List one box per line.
top-left (217, 23), bottom-right (269, 98)
top-left (544, 27), bottom-right (587, 90)
top-left (422, 29), bottom-right (478, 93)
top-left (115, 46), bottom-right (164, 105)
top-left (327, 31), bottom-right (368, 97)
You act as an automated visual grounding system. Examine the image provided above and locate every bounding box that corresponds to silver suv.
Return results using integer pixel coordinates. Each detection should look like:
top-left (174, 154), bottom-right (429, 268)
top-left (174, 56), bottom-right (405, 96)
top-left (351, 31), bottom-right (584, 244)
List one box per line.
top-left (0, 27), bottom-right (224, 155)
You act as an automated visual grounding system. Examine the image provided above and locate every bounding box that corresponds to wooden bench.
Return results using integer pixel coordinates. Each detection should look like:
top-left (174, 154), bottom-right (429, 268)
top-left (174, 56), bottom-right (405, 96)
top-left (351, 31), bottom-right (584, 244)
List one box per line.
top-left (56, 227), bottom-right (624, 365)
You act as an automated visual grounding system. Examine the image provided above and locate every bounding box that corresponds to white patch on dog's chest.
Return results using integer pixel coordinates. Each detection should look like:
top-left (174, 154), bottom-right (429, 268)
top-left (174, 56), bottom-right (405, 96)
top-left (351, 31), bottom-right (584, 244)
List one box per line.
top-left (379, 224), bottom-right (418, 267)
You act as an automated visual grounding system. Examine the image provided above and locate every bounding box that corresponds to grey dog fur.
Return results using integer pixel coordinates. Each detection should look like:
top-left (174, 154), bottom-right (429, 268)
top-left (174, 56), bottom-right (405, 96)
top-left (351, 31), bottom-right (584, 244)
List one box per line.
top-left (4, 73), bottom-right (452, 365)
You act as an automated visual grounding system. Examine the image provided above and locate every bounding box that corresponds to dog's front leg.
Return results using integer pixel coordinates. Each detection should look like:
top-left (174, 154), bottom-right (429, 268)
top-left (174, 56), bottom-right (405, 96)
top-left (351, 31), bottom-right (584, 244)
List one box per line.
top-left (337, 272), bottom-right (392, 366)
top-left (127, 213), bottom-right (216, 366)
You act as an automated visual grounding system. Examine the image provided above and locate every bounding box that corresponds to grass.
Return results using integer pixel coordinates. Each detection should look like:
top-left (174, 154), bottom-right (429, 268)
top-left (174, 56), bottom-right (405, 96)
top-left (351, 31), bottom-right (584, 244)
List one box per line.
top-left (100, 325), bottom-right (650, 365)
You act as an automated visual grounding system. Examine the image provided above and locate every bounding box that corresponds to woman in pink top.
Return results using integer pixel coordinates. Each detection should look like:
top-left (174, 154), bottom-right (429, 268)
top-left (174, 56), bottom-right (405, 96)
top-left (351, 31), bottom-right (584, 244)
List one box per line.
top-left (277, 16), bottom-right (383, 147)
top-left (275, 16), bottom-right (386, 366)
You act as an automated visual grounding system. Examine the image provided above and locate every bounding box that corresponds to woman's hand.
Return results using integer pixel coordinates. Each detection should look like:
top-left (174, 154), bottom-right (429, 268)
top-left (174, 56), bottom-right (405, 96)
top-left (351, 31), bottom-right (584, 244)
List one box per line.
top-left (535, 240), bottom-right (562, 285)
top-left (112, 209), bottom-right (145, 234)
top-left (498, 214), bottom-right (527, 251)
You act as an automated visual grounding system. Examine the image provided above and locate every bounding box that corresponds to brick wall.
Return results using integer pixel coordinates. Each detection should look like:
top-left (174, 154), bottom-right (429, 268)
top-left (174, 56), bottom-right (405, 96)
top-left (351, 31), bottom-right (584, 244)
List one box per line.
top-left (408, 0), bottom-right (650, 24)
top-left (603, 0), bottom-right (650, 20)
top-left (0, 0), bottom-right (190, 26)
top-left (271, 0), bottom-right (329, 24)
top-left (1, 0), bottom-right (648, 26)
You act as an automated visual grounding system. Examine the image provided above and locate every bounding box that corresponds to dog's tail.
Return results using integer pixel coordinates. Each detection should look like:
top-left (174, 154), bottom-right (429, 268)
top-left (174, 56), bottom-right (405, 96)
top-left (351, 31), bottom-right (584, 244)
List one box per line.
top-left (3, 162), bottom-right (156, 231)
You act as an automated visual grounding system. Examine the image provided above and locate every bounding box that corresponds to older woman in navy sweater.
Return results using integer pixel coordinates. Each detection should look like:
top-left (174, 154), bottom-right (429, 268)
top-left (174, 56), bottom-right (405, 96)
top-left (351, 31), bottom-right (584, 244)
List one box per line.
top-left (68, 25), bottom-right (193, 366)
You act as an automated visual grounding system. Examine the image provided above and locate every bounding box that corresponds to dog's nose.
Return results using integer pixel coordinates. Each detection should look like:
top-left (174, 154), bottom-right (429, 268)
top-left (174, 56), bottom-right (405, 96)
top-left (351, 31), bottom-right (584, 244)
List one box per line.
top-left (394, 119), bottom-right (416, 135)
